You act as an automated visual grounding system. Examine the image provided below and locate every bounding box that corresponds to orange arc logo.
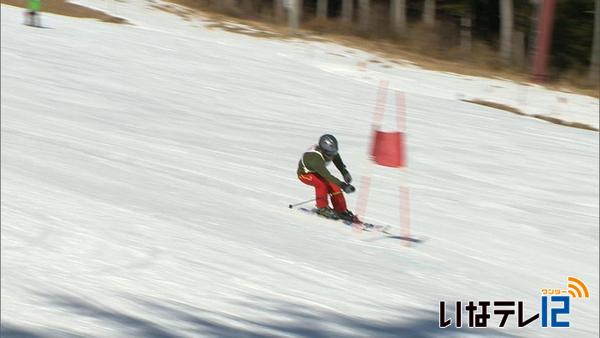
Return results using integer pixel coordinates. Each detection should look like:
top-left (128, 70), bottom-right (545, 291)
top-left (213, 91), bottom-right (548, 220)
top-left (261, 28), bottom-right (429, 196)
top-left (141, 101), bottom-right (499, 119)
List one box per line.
top-left (567, 277), bottom-right (590, 298)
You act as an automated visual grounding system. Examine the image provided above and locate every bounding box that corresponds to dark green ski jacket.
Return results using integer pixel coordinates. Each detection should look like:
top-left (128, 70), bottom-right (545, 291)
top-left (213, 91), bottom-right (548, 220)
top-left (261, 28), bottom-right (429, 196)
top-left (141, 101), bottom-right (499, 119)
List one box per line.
top-left (297, 147), bottom-right (347, 187)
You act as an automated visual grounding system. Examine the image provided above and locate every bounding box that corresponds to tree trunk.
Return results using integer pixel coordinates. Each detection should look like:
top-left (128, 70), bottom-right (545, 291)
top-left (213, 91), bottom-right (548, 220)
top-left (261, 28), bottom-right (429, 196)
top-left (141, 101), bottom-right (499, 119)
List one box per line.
top-left (460, 13), bottom-right (472, 55)
top-left (500, 0), bottom-right (514, 66)
top-left (274, 0), bottom-right (285, 22)
top-left (390, 0), bottom-right (407, 36)
top-left (317, 0), bottom-right (328, 20)
top-left (288, 0), bottom-right (300, 34)
top-left (341, 0), bottom-right (353, 24)
top-left (590, 0), bottom-right (600, 85)
top-left (241, 0), bottom-right (254, 16)
top-left (423, 0), bottom-right (435, 27)
top-left (219, 0), bottom-right (237, 14)
top-left (358, 0), bottom-right (370, 32)
top-left (512, 31), bottom-right (526, 69)
top-left (528, 0), bottom-right (540, 68)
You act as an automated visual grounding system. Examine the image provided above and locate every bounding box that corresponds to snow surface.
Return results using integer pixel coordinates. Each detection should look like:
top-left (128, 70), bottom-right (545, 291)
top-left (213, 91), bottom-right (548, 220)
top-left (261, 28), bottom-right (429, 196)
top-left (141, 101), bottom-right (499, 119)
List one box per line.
top-left (1, 2), bottom-right (599, 337)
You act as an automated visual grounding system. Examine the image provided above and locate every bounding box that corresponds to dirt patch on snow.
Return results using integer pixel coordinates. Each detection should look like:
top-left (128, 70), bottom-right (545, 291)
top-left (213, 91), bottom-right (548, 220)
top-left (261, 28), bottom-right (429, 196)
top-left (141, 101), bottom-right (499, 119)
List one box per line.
top-left (1, 0), bottom-right (129, 24)
top-left (464, 99), bottom-right (598, 132)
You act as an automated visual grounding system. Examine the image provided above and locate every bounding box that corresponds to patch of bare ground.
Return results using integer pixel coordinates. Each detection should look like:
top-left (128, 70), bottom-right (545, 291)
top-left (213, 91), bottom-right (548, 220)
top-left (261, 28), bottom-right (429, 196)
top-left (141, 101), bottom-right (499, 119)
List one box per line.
top-left (162, 1), bottom-right (599, 99)
top-left (464, 99), bottom-right (599, 132)
top-left (1, 0), bottom-right (128, 24)
top-left (163, 0), bottom-right (330, 40)
top-left (148, 0), bottom-right (193, 21)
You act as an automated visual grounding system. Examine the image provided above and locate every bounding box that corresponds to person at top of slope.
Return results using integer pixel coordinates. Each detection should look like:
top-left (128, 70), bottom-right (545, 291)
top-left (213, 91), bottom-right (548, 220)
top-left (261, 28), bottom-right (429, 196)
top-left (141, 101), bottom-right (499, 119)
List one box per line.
top-left (25, 0), bottom-right (42, 27)
top-left (297, 134), bottom-right (359, 222)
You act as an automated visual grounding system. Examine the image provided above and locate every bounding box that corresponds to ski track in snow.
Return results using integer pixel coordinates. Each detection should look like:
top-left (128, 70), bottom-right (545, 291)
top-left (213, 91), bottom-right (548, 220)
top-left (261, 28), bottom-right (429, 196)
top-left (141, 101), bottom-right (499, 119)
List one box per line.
top-left (1, 2), bottom-right (598, 337)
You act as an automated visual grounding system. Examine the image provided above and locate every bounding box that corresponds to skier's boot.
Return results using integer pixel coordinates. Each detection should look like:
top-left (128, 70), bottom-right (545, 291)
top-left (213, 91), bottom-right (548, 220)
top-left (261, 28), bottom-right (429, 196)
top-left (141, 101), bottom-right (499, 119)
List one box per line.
top-left (316, 207), bottom-right (339, 220)
top-left (337, 210), bottom-right (360, 223)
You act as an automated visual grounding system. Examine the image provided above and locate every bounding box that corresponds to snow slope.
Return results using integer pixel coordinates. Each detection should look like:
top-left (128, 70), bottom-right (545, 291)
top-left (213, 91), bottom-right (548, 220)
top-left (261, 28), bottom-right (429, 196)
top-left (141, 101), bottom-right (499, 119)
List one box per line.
top-left (1, 2), bottom-right (598, 337)
top-left (69, 0), bottom-right (600, 130)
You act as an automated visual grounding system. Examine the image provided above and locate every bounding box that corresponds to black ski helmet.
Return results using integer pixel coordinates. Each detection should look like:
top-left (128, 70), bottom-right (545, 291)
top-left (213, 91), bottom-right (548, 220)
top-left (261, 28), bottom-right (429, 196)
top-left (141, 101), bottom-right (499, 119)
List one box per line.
top-left (318, 134), bottom-right (338, 157)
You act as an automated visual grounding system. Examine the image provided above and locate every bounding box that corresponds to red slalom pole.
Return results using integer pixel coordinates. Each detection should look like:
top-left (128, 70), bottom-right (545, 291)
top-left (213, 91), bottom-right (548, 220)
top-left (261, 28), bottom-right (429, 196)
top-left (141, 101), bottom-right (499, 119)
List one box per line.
top-left (532, 0), bottom-right (557, 83)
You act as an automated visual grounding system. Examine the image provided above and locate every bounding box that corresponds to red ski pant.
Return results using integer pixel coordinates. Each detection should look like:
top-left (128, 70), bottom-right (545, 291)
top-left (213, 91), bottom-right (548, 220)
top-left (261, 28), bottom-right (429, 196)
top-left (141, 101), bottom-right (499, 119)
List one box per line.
top-left (298, 173), bottom-right (347, 212)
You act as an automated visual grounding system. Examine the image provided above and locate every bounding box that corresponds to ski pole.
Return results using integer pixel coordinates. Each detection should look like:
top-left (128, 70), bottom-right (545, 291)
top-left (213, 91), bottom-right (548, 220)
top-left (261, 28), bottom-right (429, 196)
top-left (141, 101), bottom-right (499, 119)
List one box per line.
top-left (288, 192), bottom-right (343, 209)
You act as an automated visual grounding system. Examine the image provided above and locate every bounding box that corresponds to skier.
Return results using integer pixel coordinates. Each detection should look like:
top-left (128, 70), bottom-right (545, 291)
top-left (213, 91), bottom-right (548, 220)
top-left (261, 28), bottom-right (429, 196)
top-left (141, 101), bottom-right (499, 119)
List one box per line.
top-left (297, 134), bottom-right (359, 222)
top-left (25, 0), bottom-right (41, 27)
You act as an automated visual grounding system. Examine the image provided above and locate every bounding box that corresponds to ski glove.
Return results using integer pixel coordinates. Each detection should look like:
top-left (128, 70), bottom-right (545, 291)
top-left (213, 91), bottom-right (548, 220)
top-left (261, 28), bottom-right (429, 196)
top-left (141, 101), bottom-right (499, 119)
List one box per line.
top-left (341, 169), bottom-right (352, 183)
top-left (340, 182), bottom-right (356, 194)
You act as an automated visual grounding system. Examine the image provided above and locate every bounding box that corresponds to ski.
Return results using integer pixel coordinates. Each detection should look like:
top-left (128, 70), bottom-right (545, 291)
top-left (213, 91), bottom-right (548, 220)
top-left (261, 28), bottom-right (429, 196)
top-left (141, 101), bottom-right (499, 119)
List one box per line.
top-left (297, 207), bottom-right (392, 234)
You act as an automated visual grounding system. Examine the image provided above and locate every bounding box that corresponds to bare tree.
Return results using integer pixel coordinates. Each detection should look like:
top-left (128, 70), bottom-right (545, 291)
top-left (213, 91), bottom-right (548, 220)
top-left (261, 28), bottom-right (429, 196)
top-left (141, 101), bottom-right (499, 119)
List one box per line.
top-left (274, 0), bottom-right (285, 22)
top-left (500, 0), bottom-right (514, 66)
top-left (390, 0), bottom-right (407, 36)
top-left (461, 11), bottom-right (472, 55)
top-left (512, 31), bottom-right (526, 68)
top-left (423, 0), bottom-right (436, 27)
top-left (590, 0), bottom-right (600, 85)
top-left (241, 0), bottom-right (254, 16)
top-left (287, 0), bottom-right (300, 34)
top-left (341, 0), bottom-right (353, 24)
top-left (358, 0), bottom-right (370, 32)
top-left (528, 0), bottom-right (540, 67)
top-left (317, 0), bottom-right (328, 20)
top-left (218, 0), bottom-right (236, 13)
